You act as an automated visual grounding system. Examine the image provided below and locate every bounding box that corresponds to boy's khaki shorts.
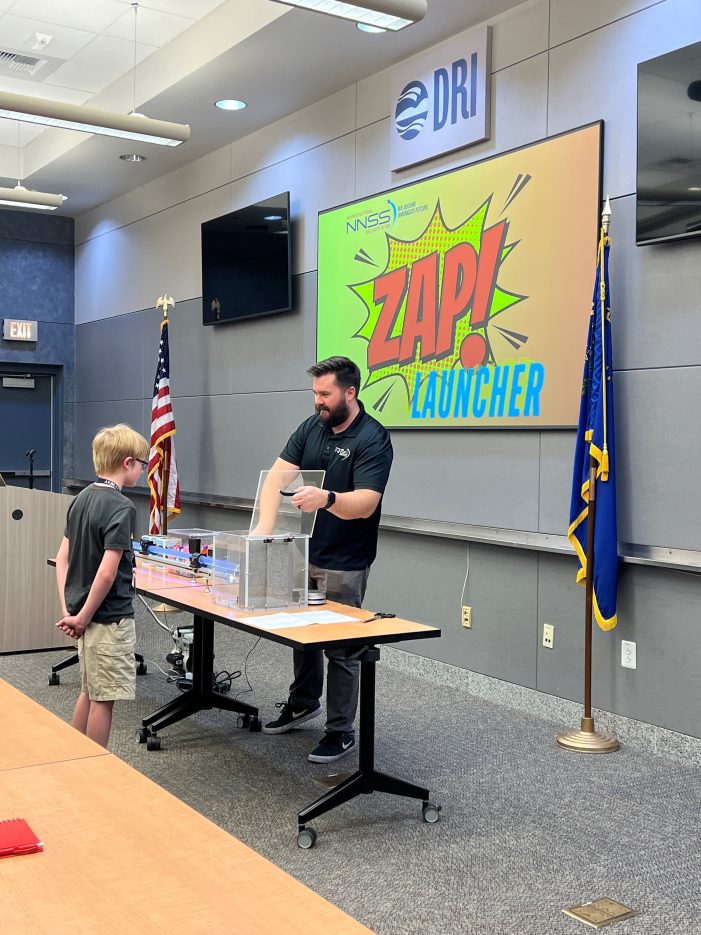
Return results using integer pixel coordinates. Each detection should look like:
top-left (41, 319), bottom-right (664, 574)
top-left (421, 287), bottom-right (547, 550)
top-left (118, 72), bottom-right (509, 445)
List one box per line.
top-left (78, 618), bottom-right (136, 702)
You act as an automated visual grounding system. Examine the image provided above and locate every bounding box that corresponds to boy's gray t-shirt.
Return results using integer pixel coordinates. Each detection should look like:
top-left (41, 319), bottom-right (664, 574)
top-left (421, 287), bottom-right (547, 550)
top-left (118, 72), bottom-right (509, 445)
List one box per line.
top-left (64, 484), bottom-right (136, 623)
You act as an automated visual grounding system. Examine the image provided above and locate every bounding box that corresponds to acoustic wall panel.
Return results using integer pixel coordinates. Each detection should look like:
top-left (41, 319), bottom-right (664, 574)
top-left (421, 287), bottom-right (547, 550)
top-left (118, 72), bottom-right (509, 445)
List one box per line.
top-left (384, 430), bottom-right (541, 531)
top-left (538, 432), bottom-right (576, 536)
top-left (615, 367), bottom-right (701, 550)
top-left (548, 0), bottom-right (701, 198)
top-left (73, 399), bottom-right (149, 482)
top-left (610, 195), bottom-right (701, 372)
top-left (76, 312), bottom-right (153, 403)
top-left (368, 533), bottom-right (539, 689)
top-left (549, 0), bottom-right (666, 47)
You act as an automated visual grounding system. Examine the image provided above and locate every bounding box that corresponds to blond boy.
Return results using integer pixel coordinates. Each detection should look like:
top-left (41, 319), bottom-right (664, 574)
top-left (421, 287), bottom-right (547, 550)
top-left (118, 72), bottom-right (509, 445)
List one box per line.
top-left (55, 424), bottom-right (149, 747)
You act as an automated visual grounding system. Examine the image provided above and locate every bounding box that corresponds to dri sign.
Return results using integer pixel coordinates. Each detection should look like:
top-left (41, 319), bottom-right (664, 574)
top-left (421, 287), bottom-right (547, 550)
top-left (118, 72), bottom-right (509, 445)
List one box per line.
top-left (390, 25), bottom-right (491, 171)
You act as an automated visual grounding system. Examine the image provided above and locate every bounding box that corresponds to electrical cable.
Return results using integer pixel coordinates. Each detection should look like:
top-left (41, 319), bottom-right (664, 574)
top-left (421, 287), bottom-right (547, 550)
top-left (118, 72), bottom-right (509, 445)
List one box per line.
top-left (233, 636), bottom-right (262, 701)
top-left (460, 542), bottom-right (470, 615)
top-left (212, 669), bottom-right (242, 694)
top-left (142, 658), bottom-right (172, 679)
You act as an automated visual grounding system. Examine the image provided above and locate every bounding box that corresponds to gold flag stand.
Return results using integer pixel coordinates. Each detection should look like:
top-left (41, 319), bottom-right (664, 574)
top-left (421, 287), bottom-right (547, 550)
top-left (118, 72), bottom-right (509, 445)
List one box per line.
top-left (557, 199), bottom-right (618, 755)
top-left (556, 456), bottom-right (619, 752)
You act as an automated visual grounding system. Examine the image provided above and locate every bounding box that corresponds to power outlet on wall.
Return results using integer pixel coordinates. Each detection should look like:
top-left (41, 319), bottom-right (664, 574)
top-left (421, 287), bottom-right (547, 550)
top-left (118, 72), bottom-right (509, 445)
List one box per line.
top-left (621, 639), bottom-right (637, 669)
top-left (542, 623), bottom-right (554, 649)
top-left (461, 605), bottom-right (472, 628)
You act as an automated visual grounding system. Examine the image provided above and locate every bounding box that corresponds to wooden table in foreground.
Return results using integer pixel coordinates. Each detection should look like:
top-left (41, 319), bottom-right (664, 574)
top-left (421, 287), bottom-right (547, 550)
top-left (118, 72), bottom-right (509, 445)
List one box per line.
top-left (0, 736), bottom-right (374, 933)
top-left (136, 564), bottom-right (442, 847)
top-left (0, 678), bottom-right (108, 772)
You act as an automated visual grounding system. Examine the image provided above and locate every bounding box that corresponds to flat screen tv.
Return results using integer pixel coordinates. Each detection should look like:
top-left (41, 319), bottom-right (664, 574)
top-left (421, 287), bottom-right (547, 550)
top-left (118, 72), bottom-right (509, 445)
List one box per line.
top-left (202, 192), bottom-right (291, 324)
top-left (637, 41), bottom-right (701, 245)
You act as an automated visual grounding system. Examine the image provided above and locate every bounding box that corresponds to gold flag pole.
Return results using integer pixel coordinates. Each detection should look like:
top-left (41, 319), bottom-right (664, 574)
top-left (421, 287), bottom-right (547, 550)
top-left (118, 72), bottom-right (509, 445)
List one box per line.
top-left (557, 198), bottom-right (619, 754)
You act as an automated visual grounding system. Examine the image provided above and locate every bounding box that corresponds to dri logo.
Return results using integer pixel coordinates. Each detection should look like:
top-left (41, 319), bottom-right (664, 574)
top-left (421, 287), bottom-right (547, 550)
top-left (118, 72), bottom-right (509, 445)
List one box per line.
top-left (394, 54), bottom-right (479, 141)
top-left (334, 446), bottom-right (350, 459)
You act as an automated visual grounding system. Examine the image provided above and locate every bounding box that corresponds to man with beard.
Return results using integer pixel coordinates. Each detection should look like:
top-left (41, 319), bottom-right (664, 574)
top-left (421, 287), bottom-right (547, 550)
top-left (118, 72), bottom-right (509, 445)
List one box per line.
top-left (260, 356), bottom-right (393, 763)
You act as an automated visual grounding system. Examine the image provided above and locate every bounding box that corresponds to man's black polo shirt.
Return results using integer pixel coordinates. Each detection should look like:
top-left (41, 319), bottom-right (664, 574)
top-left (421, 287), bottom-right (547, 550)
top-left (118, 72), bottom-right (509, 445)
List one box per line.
top-left (280, 401), bottom-right (393, 571)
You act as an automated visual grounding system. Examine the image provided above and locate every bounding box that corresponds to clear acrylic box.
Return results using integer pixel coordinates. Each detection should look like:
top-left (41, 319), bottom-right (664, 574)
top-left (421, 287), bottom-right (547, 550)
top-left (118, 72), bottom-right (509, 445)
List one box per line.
top-left (212, 469), bottom-right (324, 610)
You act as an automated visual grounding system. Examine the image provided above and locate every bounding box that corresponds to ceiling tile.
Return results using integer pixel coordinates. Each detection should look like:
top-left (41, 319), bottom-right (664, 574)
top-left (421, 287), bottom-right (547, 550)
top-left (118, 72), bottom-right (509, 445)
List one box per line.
top-left (10, 0), bottom-right (126, 33)
top-left (44, 36), bottom-right (156, 94)
top-left (104, 6), bottom-right (195, 47)
top-left (134, 0), bottom-right (227, 17)
top-left (0, 121), bottom-right (43, 145)
top-left (0, 14), bottom-right (96, 60)
top-left (0, 72), bottom-right (93, 101)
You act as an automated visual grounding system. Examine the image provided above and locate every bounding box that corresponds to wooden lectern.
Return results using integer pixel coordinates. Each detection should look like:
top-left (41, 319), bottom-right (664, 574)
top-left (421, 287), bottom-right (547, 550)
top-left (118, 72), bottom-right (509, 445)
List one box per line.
top-left (0, 484), bottom-right (75, 653)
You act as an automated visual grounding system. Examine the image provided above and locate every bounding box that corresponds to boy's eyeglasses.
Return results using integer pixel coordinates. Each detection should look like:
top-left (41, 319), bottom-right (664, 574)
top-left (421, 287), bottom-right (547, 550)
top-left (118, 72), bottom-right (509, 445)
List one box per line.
top-left (135, 458), bottom-right (149, 468)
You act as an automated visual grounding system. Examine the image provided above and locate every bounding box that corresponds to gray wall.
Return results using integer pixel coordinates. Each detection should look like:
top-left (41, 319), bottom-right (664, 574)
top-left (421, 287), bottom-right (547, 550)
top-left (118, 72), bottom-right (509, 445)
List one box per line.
top-left (0, 209), bottom-right (75, 481)
top-left (72, 0), bottom-right (701, 739)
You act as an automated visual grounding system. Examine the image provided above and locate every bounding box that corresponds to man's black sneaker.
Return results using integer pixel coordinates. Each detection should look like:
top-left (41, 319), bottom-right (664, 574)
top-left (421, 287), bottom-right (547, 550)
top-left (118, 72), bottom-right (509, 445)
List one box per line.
top-left (308, 731), bottom-right (356, 763)
top-left (262, 701), bottom-right (322, 734)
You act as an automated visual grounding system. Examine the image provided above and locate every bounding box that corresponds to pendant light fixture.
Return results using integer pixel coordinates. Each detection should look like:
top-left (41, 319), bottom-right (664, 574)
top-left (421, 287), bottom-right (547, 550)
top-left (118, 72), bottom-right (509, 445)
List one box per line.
top-left (0, 123), bottom-right (64, 211)
top-left (0, 3), bottom-right (190, 147)
top-left (269, 0), bottom-right (426, 31)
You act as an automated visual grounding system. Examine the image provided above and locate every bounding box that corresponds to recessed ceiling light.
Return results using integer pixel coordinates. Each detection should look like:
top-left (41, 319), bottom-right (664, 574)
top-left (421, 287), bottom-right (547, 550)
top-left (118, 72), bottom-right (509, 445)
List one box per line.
top-left (120, 153), bottom-right (147, 162)
top-left (264, 214), bottom-right (282, 221)
top-left (215, 99), bottom-right (247, 111)
top-left (357, 22), bottom-right (386, 32)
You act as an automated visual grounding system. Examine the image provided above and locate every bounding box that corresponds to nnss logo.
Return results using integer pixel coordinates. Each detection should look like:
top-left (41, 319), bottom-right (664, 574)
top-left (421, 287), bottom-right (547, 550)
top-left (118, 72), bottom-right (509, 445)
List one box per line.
top-left (394, 54), bottom-right (480, 141)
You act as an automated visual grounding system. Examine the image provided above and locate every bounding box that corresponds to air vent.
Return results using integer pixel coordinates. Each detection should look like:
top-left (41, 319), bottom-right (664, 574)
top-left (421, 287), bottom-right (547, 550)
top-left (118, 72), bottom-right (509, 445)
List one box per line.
top-left (0, 48), bottom-right (63, 82)
top-left (0, 50), bottom-right (46, 75)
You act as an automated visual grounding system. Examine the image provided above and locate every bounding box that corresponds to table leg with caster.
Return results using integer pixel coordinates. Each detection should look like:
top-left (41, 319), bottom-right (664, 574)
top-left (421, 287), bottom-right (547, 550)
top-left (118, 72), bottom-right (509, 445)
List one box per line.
top-left (296, 646), bottom-right (440, 847)
top-left (138, 614), bottom-right (258, 748)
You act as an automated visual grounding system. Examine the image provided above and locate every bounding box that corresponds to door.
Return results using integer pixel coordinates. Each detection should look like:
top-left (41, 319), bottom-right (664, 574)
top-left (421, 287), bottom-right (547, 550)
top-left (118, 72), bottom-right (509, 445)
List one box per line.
top-left (0, 374), bottom-right (54, 491)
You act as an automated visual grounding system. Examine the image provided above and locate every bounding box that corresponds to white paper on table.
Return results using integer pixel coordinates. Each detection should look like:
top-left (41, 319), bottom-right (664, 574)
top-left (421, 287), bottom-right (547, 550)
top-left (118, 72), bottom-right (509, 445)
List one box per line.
top-left (244, 610), bottom-right (358, 630)
top-left (294, 610), bottom-right (357, 624)
top-left (243, 613), bottom-right (309, 630)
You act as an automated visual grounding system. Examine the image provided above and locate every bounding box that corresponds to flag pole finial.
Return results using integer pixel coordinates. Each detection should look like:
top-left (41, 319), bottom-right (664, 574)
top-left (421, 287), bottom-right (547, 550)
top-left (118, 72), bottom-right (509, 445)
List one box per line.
top-left (601, 195), bottom-right (612, 235)
top-left (156, 294), bottom-right (175, 318)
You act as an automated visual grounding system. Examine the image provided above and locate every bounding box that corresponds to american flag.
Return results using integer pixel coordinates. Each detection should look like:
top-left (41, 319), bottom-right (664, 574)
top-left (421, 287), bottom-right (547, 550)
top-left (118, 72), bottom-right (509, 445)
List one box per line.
top-left (148, 314), bottom-right (181, 533)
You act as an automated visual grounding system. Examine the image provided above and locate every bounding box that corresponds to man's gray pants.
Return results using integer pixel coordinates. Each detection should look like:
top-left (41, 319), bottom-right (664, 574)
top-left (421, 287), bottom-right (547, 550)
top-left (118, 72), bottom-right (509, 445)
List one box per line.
top-left (288, 564), bottom-right (369, 734)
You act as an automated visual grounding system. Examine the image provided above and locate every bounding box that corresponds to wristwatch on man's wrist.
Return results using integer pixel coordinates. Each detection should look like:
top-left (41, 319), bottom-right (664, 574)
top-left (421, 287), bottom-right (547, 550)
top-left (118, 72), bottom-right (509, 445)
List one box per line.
top-left (323, 490), bottom-right (336, 510)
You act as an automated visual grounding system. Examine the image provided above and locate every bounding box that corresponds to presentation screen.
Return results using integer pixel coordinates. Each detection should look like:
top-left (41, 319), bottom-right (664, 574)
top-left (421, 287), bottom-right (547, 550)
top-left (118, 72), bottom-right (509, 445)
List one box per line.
top-left (317, 123), bottom-right (602, 429)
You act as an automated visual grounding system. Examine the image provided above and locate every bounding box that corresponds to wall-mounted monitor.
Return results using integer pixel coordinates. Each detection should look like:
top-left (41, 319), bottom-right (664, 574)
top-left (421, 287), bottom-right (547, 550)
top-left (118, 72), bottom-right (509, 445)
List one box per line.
top-left (202, 192), bottom-right (292, 324)
top-left (637, 41), bottom-right (701, 245)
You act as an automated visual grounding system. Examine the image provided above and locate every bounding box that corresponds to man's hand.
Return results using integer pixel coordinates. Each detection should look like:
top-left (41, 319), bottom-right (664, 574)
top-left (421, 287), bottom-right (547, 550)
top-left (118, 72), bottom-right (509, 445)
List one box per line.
top-left (56, 613), bottom-right (87, 640)
top-left (290, 485), bottom-right (327, 513)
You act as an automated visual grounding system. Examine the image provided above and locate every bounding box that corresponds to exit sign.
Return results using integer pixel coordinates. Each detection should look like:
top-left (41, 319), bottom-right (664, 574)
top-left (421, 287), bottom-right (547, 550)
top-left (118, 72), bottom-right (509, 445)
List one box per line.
top-left (2, 319), bottom-right (38, 342)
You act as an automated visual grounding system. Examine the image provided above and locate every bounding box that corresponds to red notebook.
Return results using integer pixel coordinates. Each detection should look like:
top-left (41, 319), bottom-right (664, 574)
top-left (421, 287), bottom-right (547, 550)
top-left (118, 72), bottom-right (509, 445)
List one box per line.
top-left (0, 818), bottom-right (43, 858)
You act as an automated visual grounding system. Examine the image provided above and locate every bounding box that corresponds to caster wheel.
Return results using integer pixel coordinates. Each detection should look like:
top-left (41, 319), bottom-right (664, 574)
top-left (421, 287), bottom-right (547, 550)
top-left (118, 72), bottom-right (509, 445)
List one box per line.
top-left (136, 662), bottom-right (147, 676)
top-left (146, 735), bottom-right (161, 751)
top-left (422, 802), bottom-right (441, 824)
top-left (297, 827), bottom-right (317, 849)
top-left (249, 717), bottom-right (262, 732)
top-left (135, 728), bottom-right (150, 744)
top-left (236, 715), bottom-right (250, 729)
top-left (48, 673), bottom-right (60, 686)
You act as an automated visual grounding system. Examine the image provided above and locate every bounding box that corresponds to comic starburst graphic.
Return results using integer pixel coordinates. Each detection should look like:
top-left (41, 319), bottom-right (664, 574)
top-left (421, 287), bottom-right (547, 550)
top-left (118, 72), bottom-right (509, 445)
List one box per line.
top-left (350, 198), bottom-right (527, 399)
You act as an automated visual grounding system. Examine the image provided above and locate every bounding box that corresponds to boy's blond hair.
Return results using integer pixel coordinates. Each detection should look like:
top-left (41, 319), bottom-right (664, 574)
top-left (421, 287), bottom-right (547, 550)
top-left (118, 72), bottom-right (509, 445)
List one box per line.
top-left (92, 424), bottom-right (149, 475)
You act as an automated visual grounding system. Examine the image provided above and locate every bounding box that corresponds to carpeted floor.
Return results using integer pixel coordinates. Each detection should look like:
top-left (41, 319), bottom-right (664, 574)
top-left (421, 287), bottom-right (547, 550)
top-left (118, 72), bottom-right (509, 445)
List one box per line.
top-left (2, 601), bottom-right (700, 935)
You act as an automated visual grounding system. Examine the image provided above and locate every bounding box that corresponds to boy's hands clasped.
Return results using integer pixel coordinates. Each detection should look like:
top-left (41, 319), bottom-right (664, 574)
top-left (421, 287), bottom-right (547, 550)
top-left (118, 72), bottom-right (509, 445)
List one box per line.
top-left (56, 613), bottom-right (87, 640)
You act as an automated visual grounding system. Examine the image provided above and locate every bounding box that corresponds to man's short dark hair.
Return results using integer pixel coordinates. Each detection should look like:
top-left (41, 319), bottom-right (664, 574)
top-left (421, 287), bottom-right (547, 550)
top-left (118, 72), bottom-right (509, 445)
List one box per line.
top-left (308, 357), bottom-right (360, 393)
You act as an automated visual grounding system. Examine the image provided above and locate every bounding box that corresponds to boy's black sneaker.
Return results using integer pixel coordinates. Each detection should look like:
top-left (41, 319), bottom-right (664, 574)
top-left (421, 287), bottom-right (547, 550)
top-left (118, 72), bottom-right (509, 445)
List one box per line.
top-left (262, 701), bottom-right (322, 734)
top-left (308, 731), bottom-right (356, 763)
